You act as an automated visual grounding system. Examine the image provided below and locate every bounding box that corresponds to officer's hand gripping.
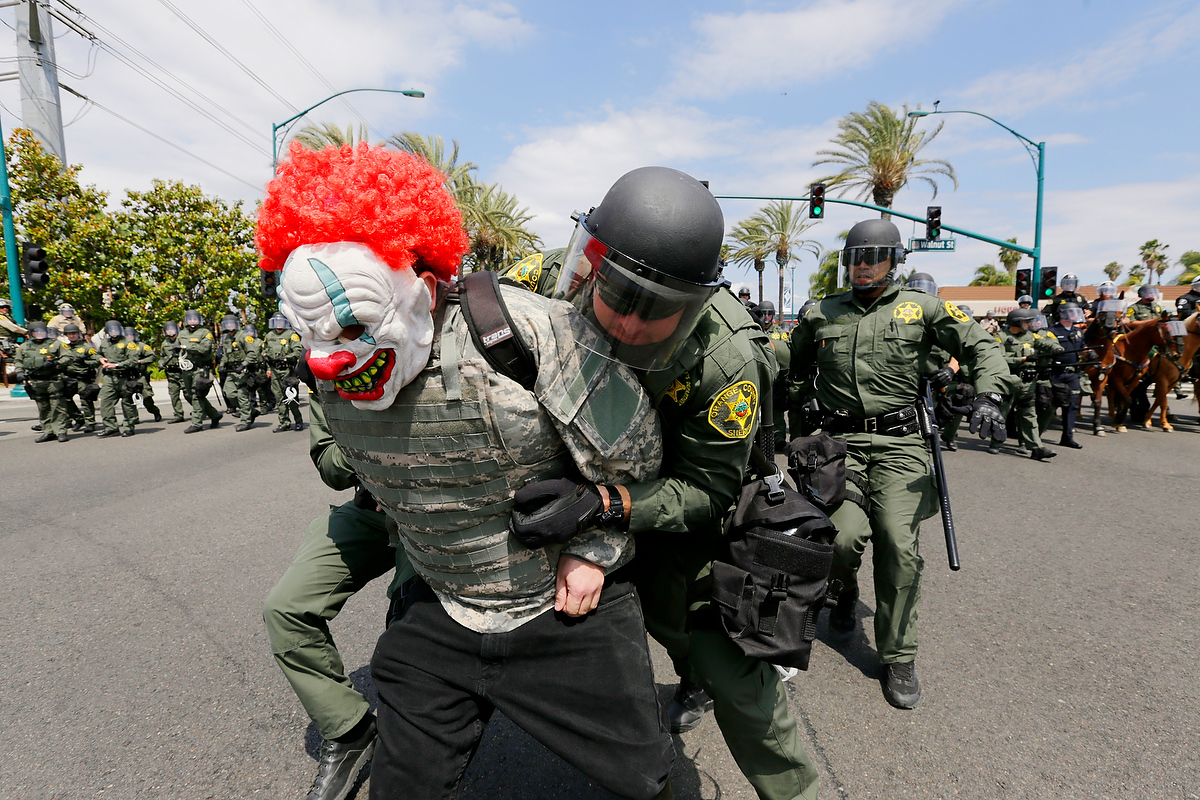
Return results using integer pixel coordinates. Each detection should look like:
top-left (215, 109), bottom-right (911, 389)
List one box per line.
top-left (510, 478), bottom-right (603, 548)
top-left (968, 392), bottom-right (1006, 442)
top-left (929, 366), bottom-right (956, 390)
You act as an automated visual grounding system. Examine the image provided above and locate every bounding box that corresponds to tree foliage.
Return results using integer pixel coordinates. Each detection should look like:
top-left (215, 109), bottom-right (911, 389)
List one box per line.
top-left (1103, 261), bottom-right (1123, 282)
top-left (807, 231), bottom-right (849, 299)
top-left (970, 263), bottom-right (1015, 286)
top-left (1174, 251), bottom-right (1200, 284)
top-left (1139, 239), bottom-right (1170, 285)
top-left (728, 201), bottom-right (819, 306)
top-left (998, 237), bottom-right (1022, 274)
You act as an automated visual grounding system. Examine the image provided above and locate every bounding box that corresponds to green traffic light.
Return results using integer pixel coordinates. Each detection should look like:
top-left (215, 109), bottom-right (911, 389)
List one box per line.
top-left (813, 207), bottom-right (822, 216)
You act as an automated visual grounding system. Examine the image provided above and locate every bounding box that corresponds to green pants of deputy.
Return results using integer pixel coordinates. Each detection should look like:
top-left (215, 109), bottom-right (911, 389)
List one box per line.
top-left (634, 535), bottom-right (819, 800)
top-left (26, 379), bottom-right (66, 435)
top-left (137, 376), bottom-right (160, 418)
top-left (181, 368), bottom-right (221, 427)
top-left (98, 375), bottom-right (138, 433)
top-left (271, 372), bottom-right (303, 426)
top-left (221, 372), bottom-right (241, 413)
top-left (263, 501), bottom-right (395, 739)
top-left (828, 431), bottom-right (937, 665)
top-left (165, 370), bottom-right (185, 421)
top-left (236, 374), bottom-right (258, 425)
top-left (995, 381), bottom-right (1042, 451)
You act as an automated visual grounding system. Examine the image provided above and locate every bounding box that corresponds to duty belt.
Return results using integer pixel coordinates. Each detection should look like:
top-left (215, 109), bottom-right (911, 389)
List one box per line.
top-left (825, 404), bottom-right (920, 437)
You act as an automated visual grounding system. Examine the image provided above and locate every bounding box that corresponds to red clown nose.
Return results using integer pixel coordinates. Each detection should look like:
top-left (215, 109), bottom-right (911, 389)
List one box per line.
top-left (307, 350), bottom-right (357, 380)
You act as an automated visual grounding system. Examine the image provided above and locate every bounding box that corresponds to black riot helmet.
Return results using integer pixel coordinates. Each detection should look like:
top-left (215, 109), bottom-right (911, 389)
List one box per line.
top-left (955, 304), bottom-right (974, 319)
top-left (1058, 301), bottom-right (1085, 325)
top-left (242, 323), bottom-right (258, 337)
top-left (104, 319), bottom-right (124, 340)
top-left (906, 271), bottom-right (938, 295)
top-left (757, 300), bottom-right (776, 324)
top-left (1137, 284), bottom-right (1159, 300)
top-left (0, 297), bottom-right (11, 312)
top-left (123, 326), bottom-right (139, 342)
top-left (220, 314), bottom-right (239, 335)
top-left (841, 219), bottom-right (906, 295)
top-left (1191, 276), bottom-right (1200, 293)
top-left (28, 320), bottom-right (48, 340)
top-left (1097, 281), bottom-right (1117, 299)
top-left (554, 166), bottom-right (725, 371)
top-left (269, 313), bottom-right (289, 332)
top-left (799, 297), bottom-right (818, 316)
top-left (63, 323), bottom-right (82, 343)
top-left (1007, 307), bottom-right (1036, 329)
top-left (1061, 273), bottom-right (1079, 293)
top-left (1017, 294), bottom-right (1033, 307)
top-left (184, 309), bottom-right (202, 331)
top-left (737, 286), bottom-right (752, 301)
top-left (163, 321), bottom-right (179, 339)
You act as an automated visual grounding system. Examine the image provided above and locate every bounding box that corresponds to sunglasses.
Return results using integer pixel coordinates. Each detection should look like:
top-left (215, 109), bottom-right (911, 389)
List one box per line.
top-left (841, 246), bottom-right (897, 267)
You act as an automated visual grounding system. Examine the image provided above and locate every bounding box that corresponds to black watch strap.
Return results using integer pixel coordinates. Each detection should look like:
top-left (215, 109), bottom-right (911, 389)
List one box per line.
top-left (597, 485), bottom-right (624, 526)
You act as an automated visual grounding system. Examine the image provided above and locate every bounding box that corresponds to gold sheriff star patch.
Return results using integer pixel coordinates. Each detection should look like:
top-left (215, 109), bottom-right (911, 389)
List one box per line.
top-left (502, 253), bottom-right (544, 291)
top-left (945, 302), bottom-right (970, 323)
top-left (664, 373), bottom-right (691, 405)
top-left (708, 380), bottom-right (758, 439)
top-left (893, 301), bottom-right (923, 323)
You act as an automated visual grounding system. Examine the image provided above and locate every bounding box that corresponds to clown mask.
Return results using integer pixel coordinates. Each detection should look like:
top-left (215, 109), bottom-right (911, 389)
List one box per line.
top-left (279, 242), bottom-right (435, 411)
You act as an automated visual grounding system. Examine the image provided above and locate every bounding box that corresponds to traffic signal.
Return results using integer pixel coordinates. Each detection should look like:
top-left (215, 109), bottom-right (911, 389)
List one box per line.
top-left (926, 206), bottom-right (942, 240)
top-left (1040, 266), bottom-right (1058, 299)
top-left (22, 242), bottom-right (49, 286)
top-left (1015, 268), bottom-right (1032, 300)
top-left (809, 183), bottom-right (825, 219)
top-left (261, 269), bottom-right (279, 300)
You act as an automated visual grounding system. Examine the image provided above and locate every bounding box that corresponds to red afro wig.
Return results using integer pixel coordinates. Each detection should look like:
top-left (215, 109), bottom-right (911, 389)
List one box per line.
top-left (256, 141), bottom-right (468, 281)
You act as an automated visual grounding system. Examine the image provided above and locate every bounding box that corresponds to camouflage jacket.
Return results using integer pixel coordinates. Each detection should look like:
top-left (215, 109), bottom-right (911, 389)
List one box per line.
top-left (316, 286), bottom-right (661, 633)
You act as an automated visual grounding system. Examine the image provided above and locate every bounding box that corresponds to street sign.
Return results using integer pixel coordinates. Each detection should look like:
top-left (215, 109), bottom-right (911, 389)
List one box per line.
top-left (909, 238), bottom-right (956, 252)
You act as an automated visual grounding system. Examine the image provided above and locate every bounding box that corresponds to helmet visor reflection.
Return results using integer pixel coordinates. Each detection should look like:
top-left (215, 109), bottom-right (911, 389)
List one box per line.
top-left (841, 246), bottom-right (900, 268)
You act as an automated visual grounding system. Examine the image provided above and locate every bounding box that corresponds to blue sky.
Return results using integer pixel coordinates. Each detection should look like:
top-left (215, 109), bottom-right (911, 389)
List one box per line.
top-left (1, 0), bottom-right (1197, 308)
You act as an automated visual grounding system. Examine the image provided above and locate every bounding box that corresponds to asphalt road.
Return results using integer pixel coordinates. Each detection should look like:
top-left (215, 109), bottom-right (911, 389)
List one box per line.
top-left (1, 384), bottom-right (1197, 800)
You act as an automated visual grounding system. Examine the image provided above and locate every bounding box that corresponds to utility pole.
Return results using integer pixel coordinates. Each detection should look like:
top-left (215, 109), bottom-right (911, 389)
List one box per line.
top-left (15, 0), bottom-right (67, 164)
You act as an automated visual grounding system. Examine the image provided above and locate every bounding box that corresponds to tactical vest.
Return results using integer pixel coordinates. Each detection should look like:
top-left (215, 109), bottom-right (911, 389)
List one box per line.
top-left (316, 300), bottom-right (573, 629)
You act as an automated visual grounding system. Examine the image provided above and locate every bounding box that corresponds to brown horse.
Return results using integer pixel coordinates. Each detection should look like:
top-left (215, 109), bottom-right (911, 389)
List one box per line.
top-left (1104, 315), bottom-right (1173, 432)
top-left (1083, 304), bottom-right (1124, 435)
top-left (1141, 312), bottom-right (1199, 431)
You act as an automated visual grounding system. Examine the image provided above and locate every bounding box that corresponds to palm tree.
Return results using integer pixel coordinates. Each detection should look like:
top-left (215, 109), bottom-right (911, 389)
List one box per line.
top-left (1103, 261), bottom-right (1123, 282)
top-left (727, 219), bottom-right (772, 302)
top-left (734, 201), bottom-right (820, 309)
top-left (290, 122), bottom-right (372, 150)
top-left (1174, 251), bottom-right (1200, 284)
top-left (813, 101), bottom-right (957, 216)
top-left (386, 132), bottom-right (477, 200)
top-left (1123, 263), bottom-right (1147, 286)
top-left (970, 263), bottom-right (1015, 286)
top-left (457, 175), bottom-right (542, 272)
top-left (808, 231), bottom-right (849, 299)
top-left (998, 237), bottom-right (1022, 275)
top-left (1139, 239), bottom-right (1170, 284)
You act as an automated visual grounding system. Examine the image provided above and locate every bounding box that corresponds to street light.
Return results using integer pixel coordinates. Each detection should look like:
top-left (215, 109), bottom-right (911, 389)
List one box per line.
top-left (907, 108), bottom-right (1046, 305)
top-left (271, 88), bottom-right (425, 170)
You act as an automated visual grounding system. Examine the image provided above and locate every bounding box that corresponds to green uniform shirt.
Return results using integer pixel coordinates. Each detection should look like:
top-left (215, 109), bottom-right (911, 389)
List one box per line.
top-left (996, 327), bottom-right (1063, 380)
top-left (789, 284), bottom-right (1010, 417)
top-left (1127, 301), bottom-right (1163, 321)
top-left (159, 336), bottom-right (183, 369)
top-left (498, 248), bottom-right (566, 297)
top-left (59, 341), bottom-right (100, 380)
top-left (98, 338), bottom-right (139, 373)
top-left (16, 338), bottom-right (68, 378)
top-left (182, 327), bottom-right (216, 366)
top-left (263, 330), bottom-right (303, 366)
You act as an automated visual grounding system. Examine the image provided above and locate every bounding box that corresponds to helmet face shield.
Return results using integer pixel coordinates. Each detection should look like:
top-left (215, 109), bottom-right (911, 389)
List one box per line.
top-left (184, 310), bottom-right (202, 330)
top-left (1059, 307), bottom-right (1085, 325)
top-left (1061, 275), bottom-right (1079, 292)
top-left (841, 246), bottom-right (901, 292)
top-left (104, 320), bottom-right (123, 339)
top-left (30, 325), bottom-right (48, 341)
top-left (1138, 285), bottom-right (1160, 300)
top-left (1165, 320), bottom-right (1187, 340)
top-left (906, 277), bottom-right (937, 296)
top-left (164, 322), bottom-right (179, 338)
top-left (555, 217), bottom-right (718, 371)
top-left (1097, 283), bottom-right (1116, 299)
top-left (1032, 313), bottom-right (1048, 332)
top-left (269, 314), bottom-right (289, 331)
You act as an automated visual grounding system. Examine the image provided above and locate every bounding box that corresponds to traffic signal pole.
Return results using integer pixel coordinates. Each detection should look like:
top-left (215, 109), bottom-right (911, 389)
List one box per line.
top-left (1, 114), bottom-right (24, 326)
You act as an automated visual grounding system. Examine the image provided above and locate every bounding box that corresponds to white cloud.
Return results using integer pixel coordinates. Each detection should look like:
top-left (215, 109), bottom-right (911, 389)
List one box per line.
top-left (670, 0), bottom-right (960, 98)
top-left (952, 4), bottom-right (1200, 117)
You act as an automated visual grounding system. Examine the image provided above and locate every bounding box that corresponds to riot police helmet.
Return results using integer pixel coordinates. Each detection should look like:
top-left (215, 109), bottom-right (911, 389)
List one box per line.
top-left (1137, 284), bottom-right (1160, 300)
top-left (955, 304), bottom-right (974, 319)
top-left (183, 309), bottom-right (203, 331)
top-left (242, 323), bottom-right (258, 337)
top-left (906, 271), bottom-right (938, 296)
top-left (1007, 307), bottom-right (1036, 329)
top-left (104, 319), bottom-right (124, 340)
top-left (985, 309), bottom-right (995, 319)
top-left (1031, 313), bottom-right (1048, 331)
top-left (163, 321), bottom-right (180, 338)
top-left (1060, 273), bottom-right (1079, 293)
top-left (757, 300), bottom-right (776, 323)
top-left (737, 286), bottom-right (752, 300)
top-left (28, 320), bottom-right (48, 340)
top-left (58, 303), bottom-right (75, 318)
top-left (1017, 294), bottom-right (1033, 307)
top-left (220, 314), bottom-right (239, 334)
top-left (0, 297), bottom-right (11, 311)
top-left (554, 166), bottom-right (725, 371)
top-left (1058, 301), bottom-right (1085, 325)
top-left (1097, 281), bottom-right (1117, 299)
top-left (268, 313), bottom-right (289, 332)
top-left (1191, 276), bottom-right (1200, 293)
top-left (799, 297), bottom-right (819, 316)
top-left (63, 323), bottom-right (81, 343)
top-left (841, 219), bottom-right (905, 295)
top-left (46, 325), bottom-right (59, 340)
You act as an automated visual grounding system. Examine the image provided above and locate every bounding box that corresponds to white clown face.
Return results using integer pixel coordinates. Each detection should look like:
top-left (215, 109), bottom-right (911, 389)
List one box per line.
top-left (278, 242), bottom-right (435, 411)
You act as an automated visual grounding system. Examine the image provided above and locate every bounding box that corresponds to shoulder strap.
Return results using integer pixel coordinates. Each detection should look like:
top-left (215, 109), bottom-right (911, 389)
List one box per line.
top-left (458, 270), bottom-right (538, 391)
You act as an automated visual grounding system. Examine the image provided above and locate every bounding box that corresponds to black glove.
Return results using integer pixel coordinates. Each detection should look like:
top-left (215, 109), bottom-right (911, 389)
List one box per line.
top-left (929, 366), bottom-right (956, 389)
top-left (968, 392), bottom-right (1006, 442)
top-left (510, 478), bottom-right (603, 548)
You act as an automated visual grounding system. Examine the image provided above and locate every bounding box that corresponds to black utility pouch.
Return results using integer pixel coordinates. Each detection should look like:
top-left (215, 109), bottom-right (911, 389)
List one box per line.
top-left (786, 434), bottom-right (848, 512)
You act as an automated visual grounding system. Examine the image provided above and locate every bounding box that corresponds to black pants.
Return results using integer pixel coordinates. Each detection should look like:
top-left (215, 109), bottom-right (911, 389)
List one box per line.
top-left (370, 578), bottom-right (673, 800)
top-left (1054, 374), bottom-right (1081, 441)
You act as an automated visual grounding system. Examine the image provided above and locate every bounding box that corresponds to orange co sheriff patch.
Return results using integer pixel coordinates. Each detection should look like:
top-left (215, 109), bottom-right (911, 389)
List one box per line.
top-left (708, 380), bottom-right (758, 439)
top-left (663, 373), bottom-right (691, 405)
top-left (503, 253), bottom-right (544, 291)
top-left (894, 301), bottom-right (923, 323)
top-left (945, 301), bottom-right (970, 323)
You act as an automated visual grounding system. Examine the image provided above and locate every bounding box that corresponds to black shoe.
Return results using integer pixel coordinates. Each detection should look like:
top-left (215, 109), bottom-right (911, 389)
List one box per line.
top-left (1031, 446), bottom-right (1058, 461)
top-left (273, 423), bottom-right (290, 433)
top-left (1015, 446), bottom-right (1030, 456)
top-left (153, 411), bottom-right (162, 422)
top-left (666, 680), bottom-right (713, 734)
top-left (57, 433), bottom-right (68, 443)
top-left (293, 421), bottom-right (304, 431)
top-left (183, 425), bottom-right (203, 434)
top-left (83, 423), bottom-right (96, 433)
top-left (941, 436), bottom-right (957, 452)
top-left (96, 429), bottom-right (120, 438)
top-left (35, 433), bottom-right (55, 443)
top-left (306, 719), bottom-right (377, 800)
top-left (71, 419), bottom-right (85, 431)
top-left (986, 443), bottom-right (1001, 454)
top-left (209, 414), bottom-right (223, 430)
top-left (168, 417), bottom-right (185, 424)
top-left (31, 423), bottom-right (42, 432)
top-left (1059, 438), bottom-right (1083, 449)
top-left (882, 661), bottom-right (921, 709)
top-left (235, 423), bottom-right (251, 432)
top-left (121, 429), bottom-right (134, 437)
top-left (829, 589), bottom-right (857, 641)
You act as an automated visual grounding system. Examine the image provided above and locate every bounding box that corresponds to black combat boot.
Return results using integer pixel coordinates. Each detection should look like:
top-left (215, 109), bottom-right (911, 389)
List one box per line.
top-left (35, 433), bottom-right (55, 443)
top-left (57, 433), bottom-right (68, 442)
top-left (209, 414), bottom-right (223, 429)
top-left (183, 424), bottom-right (203, 434)
top-left (235, 423), bottom-right (251, 432)
top-left (305, 716), bottom-right (377, 800)
top-left (1031, 446), bottom-right (1057, 460)
top-left (666, 678), bottom-right (713, 734)
top-left (168, 417), bottom-right (185, 424)
top-left (293, 420), bottom-right (304, 431)
top-left (1058, 438), bottom-right (1082, 449)
top-left (96, 429), bottom-right (120, 438)
top-left (121, 428), bottom-right (134, 437)
top-left (31, 423), bottom-right (42, 431)
top-left (273, 422), bottom-right (290, 432)
top-left (829, 587), bottom-right (858, 640)
top-left (882, 661), bottom-right (921, 709)
top-left (153, 410), bottom-right (162, 422)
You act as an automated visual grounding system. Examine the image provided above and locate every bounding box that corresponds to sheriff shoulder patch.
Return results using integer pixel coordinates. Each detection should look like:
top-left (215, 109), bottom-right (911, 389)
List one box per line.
top-left (663, 373), bottom-right (691, 405)
top-left (894, 301), bottom-right (923, 323)
top-left (245, 335), bottom-right (254, 343)
top-left (945, 301), bottom-right (970, 323)
top-left (708, 380), bottom-right (758, 439)
top-left (503, 253), bottom-right (544, 291)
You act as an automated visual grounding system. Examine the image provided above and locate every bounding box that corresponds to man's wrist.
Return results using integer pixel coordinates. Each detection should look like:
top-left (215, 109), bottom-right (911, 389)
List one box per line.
top-left (596, 484), bottom-right (630, 528)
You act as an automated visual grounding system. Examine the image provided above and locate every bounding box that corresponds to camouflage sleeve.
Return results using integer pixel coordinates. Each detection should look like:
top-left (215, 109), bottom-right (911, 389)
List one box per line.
top-left (929, 299), bottom-right (1010, 396)
top-left (307, 390), bottom-right (358, 491)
